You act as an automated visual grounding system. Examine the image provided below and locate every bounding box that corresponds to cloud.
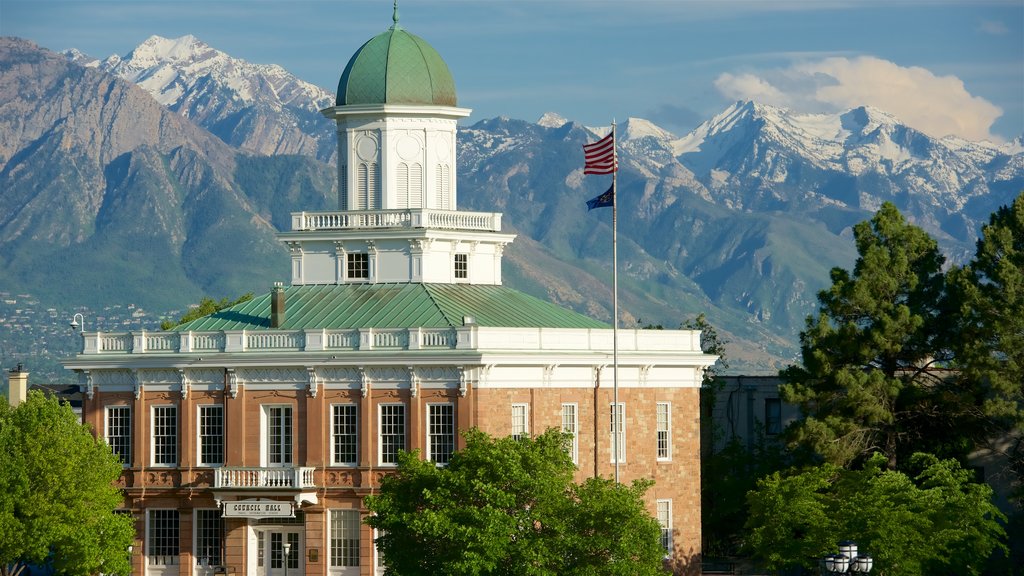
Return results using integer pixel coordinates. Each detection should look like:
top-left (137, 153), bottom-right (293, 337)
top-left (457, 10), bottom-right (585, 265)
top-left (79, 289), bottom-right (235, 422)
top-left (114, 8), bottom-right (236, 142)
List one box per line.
top-left (978, 19), bottom-right (1009, 35)
top-left (714, 56), bottom-right (1004, 142)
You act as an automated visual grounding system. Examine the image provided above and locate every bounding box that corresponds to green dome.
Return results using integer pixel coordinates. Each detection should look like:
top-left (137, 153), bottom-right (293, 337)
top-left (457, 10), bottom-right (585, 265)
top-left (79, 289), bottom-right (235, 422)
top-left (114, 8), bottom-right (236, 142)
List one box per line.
top-left (336, 24), bottom-right (457, 107)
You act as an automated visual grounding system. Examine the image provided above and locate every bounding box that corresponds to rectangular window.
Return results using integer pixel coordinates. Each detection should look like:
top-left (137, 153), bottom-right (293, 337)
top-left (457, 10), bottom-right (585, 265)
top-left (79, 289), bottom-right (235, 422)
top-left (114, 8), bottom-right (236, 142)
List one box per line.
top-left (657, 402), bottom-right (672, 461)
top-left (194, 509), bottom-right (223, 567)
top-left (610, 402), bottom-right (625, 463)
top-left (427, 404), bottom-right (455, 465)
top-left (265, 406), bottom-right (293, 466)
top-left (332, 404), bottom-right (358, 466)
top-left (105, 405), bottom-right (131, 466)
top-left (375, 529), bottom-right (387, 574)
top-left (511, 403), bottom-right (529, 440)
top-left (147, 509), bottom-right (180, 566)
top-left (347, 253), bottom-right (369, 279)
top-left (379, 404), bottom-right (406, 465)
top-left (656, 499), bottom-right (673, 555)
top-left (330, 510), bottom-right (361, 568)
top-left (454, 253), bottom-right (468, 279)
top-left (561, 403), bottom-right (578, 464)
top-left (198, 405), bottom-right (224, 466)
top-left (765, 398), bottom-right (782, 435)
top-left (152, 406), bottom-right (177, 466)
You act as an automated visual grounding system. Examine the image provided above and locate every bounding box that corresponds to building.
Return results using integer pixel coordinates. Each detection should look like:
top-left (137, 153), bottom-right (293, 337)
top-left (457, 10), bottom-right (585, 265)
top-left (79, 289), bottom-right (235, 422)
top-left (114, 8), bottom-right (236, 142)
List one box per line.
top-left (704, 375), bottom-right (799, 455)
top-left (63, 12), bottom-right (716, 576)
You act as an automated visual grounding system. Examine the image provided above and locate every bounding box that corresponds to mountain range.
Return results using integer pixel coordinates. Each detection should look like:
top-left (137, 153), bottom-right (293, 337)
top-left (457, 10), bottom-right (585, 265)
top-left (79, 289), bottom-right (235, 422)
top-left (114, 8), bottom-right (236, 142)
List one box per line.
top-left (2, 35), bottom-right (1022, 379)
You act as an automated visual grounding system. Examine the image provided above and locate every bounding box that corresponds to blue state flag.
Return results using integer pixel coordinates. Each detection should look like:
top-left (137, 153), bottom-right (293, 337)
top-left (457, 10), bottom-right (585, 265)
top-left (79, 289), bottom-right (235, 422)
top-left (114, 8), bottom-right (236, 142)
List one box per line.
top-left (586, 184), bottom-right (614, 211)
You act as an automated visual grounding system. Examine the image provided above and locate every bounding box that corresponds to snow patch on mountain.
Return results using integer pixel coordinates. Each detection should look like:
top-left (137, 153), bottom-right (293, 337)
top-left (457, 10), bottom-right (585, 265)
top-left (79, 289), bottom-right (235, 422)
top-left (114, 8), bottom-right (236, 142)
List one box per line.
top-left (537, 112), bottom-right (568, 128)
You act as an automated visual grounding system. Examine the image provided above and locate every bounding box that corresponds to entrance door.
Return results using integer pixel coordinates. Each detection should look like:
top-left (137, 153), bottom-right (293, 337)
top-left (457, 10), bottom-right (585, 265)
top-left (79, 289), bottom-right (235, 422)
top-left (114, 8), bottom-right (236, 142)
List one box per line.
top-left (253, 528), bottom-right (302, 576)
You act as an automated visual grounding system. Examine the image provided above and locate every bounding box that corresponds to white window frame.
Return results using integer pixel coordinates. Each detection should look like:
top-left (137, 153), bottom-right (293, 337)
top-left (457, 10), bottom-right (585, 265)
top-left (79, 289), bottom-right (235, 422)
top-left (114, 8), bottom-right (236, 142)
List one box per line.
top-left (329, 509), bottom-right (361, 572)
top-left (105, 405), bottom-right (131, 467)
top-left (378, 404), bottom-right (406, 466)
top-left (146, 509), bottom-right (180, 568)
top-left (656, 499), bottom-right (673, 556)
top-left (197, 404), bottom-right (224, 467)
top-left (561, 403), bottom-right (578, 465)
top-left (194, 508), bottom-right (223, 569)
top-left (331, 404), bottom-right (359, 466)
top-left (656, 402), bottom-right (672, 461)
top-left (347, 252), bottom-right (369, 280)
top-left (453, 253), bottom-right (468, 280)
top-left (610, 402), bottom-right (626, 464)
top-left (151, 405), bottom-right (177, 467)
top-left (426, 403), bottom-right (455, 465)
top-left (261, 405), bottom-right (293, 467)
top-left (374, 528), bottom-right (387, 576)
top-left (511, 403), bottom-right (529, 440)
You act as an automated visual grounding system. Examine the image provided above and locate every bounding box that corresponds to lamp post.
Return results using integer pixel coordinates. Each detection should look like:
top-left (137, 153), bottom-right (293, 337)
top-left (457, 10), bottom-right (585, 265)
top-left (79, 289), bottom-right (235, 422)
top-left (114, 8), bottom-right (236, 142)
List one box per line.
top-left (70, 313), bottom-right (85, 331)
top-left (821, 541), bottom-right (873, 575)
top-left (282, 541), bottom-right (291, 576)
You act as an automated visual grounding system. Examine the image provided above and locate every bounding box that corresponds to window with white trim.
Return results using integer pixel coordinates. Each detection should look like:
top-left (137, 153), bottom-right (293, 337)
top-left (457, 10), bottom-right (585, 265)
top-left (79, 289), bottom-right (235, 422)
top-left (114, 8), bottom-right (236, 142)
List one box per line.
top-left (374, 528), bottom-right (387, 575)
top-left (147, 509), bottom-right (179, 566)
top-left (329, 509), bottom-right (360, 569)
top-left (511, 403), bottom-right (529, 440)
top-left (347, 253), bottom-right (369, 280)
top-left (332, 404), bottom-right (358, 466)
top-left (194, 509), bottom-right (223, 567)
top-left (151, 406), bottom-right (177, 466)
top-left (561, 403), bottom-right (578, 464)
top-left (656, 499), bottom-right (673, 554)
top-left (609, 402), bottom-right (625, 463)
top-left (656, 402), bottom-right (671, 461)
top-left (379, 404), bottom-right (405, 465)
top-left (427, 404), bottom-right (455, 465)
top-left (105, 405), bottom-right (131, 466)
top-left (198, 404), bottom-right (224, 466)
top-left (264, 405), bottom-right (293, 466)
top-left (454, 253), bottom-right (468, 280)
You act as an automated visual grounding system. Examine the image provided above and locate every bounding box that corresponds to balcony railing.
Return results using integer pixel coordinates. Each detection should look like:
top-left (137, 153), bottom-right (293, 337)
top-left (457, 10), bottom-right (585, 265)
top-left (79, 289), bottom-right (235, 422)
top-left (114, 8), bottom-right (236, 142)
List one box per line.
top-left (214, 467), bottom-right (315, 489)
top-left (290, 208), bottom-right (503, 232)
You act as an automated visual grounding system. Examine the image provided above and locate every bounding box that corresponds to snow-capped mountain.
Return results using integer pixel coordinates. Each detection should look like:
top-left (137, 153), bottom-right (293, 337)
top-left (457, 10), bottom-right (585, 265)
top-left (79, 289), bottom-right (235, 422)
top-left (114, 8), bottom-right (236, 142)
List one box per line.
top-left (80, 35), bottom-right (337, 161)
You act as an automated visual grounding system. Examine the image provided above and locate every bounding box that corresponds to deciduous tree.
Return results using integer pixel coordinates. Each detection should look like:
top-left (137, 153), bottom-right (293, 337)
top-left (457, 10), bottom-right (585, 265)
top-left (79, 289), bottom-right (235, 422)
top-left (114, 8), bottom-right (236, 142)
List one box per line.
top-left (365, 428), bottom-right (666, 576)
top-left (745, 453), bottom-right (1006, 576)
top-left (0, 391), bottom-right (134, 576)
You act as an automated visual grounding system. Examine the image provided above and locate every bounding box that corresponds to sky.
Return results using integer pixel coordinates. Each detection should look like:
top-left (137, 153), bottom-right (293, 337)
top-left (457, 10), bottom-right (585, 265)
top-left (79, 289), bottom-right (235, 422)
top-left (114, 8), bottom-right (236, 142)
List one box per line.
top-left (2, 0), bottom-right (1022, 142)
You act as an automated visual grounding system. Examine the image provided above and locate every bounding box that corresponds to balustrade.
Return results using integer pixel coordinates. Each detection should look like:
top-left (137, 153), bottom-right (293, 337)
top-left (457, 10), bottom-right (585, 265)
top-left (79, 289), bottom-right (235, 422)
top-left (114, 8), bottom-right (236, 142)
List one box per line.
top-left (214, 466), bottom-right (316, 489)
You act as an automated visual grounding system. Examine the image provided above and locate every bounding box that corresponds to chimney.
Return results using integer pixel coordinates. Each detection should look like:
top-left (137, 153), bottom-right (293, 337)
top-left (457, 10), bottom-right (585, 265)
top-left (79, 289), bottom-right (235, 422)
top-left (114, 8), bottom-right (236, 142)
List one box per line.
top-left (6, 363), bottom-right (28, 407)
top-left (271, 282), bottom-right (286, 328)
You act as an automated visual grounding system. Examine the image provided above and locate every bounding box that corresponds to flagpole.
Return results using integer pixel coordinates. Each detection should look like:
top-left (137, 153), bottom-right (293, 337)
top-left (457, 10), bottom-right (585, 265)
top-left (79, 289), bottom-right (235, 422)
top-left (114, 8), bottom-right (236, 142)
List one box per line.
top-left (611, 120), bottom-right (619, 486)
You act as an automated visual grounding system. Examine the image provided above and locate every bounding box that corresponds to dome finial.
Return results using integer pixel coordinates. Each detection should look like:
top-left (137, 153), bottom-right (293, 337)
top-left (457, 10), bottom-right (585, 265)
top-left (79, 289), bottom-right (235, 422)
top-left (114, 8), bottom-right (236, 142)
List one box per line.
top-left (392, 0), bottom-right (400, 28)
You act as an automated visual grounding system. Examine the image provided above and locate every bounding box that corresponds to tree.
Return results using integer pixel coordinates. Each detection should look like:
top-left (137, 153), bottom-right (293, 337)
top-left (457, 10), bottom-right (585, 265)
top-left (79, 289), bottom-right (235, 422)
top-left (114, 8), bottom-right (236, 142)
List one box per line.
top-left (780, 202), bottom-right (957, 469)
top-left (365, 428), bottom-right (667, 576)
top-left (0, 391), bottom-right (134, 576)
top-left (744, 453), bottom-right (1007, 576)
top-left (160, 292), bottom-right (254, 329)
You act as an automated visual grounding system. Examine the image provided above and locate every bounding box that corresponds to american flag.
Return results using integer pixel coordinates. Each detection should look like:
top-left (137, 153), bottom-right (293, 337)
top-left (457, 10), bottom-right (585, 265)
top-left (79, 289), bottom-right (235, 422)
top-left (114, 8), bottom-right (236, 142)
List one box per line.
top-left (583, 132), bottom-right (616, 174)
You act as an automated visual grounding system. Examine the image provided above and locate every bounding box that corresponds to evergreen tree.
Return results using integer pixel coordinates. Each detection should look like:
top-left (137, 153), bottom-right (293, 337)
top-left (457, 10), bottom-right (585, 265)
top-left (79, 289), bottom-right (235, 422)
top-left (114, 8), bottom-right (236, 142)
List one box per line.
top-left (780, 202), bottom-right (951, 469)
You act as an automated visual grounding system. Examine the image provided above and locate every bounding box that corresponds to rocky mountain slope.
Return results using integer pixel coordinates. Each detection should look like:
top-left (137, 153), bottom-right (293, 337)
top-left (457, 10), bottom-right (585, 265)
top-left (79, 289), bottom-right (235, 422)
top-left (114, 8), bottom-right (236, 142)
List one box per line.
top-left (2, 35), bottom-right (1021, 380)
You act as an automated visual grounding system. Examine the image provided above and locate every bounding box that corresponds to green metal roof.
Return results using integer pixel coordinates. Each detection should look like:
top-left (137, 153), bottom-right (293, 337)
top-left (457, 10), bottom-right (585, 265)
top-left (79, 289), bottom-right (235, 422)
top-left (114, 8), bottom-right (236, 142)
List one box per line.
top-left (171, 284), bottom-right (608, 331)
top-left (336, 24), bottom-right (457, 107)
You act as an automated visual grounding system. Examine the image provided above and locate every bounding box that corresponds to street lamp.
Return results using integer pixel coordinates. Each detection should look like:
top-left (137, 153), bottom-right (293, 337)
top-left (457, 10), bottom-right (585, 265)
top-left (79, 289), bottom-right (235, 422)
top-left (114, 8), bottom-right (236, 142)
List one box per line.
top-left (282, 541), bottom-right (292, 576)
top-left (70, 313), bottom-right (85, 331)
top-left (821, 541), bottom-right (873, 575)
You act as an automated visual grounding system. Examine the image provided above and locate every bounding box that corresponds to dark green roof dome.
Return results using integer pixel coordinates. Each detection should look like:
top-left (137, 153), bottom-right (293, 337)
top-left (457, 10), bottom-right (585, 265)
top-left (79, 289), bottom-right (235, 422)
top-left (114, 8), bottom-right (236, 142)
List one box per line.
top-left (336, 21), bottom-right (457, 107)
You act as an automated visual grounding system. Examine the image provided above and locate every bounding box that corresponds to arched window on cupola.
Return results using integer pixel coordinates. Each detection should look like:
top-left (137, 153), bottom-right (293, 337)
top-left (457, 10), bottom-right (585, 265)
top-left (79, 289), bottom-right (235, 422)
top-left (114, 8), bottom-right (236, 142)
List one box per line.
top-left (435, 164), bottom-right (451, 210)
top-left (396, 163), bottom-right (423, 209)
top-left (358, 162), bottom-right (380, 210)
top-left (339, 164), bottom-right (348, 211)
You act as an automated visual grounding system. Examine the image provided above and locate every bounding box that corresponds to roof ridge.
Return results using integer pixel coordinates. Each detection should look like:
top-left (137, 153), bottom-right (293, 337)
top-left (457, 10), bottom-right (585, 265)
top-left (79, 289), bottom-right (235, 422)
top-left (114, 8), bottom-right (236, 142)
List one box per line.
top-left (422, 283), bottom-right (459, 328)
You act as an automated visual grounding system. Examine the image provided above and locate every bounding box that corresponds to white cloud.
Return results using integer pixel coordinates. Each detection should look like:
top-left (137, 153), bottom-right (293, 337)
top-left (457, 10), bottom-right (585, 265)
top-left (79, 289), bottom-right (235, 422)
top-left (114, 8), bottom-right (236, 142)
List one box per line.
top-left (978, 19), bottom-right (1009, 35)
top-left (714, 56), bottom-right (1004, 142)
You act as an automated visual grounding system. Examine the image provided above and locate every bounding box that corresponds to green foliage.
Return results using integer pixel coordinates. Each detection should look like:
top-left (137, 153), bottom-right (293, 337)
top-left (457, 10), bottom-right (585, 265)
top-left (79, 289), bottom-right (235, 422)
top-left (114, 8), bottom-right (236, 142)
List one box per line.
top-left (0, 391), bottom-right (134, 576)
top-left (160, 292), bottom-right (254, 329)
top-left (745, 453), bottom-right (1007, 576)
top-left (780, 202), bottom-right (958, 469)
top-left (365, 428), bottom-right (667, 576)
